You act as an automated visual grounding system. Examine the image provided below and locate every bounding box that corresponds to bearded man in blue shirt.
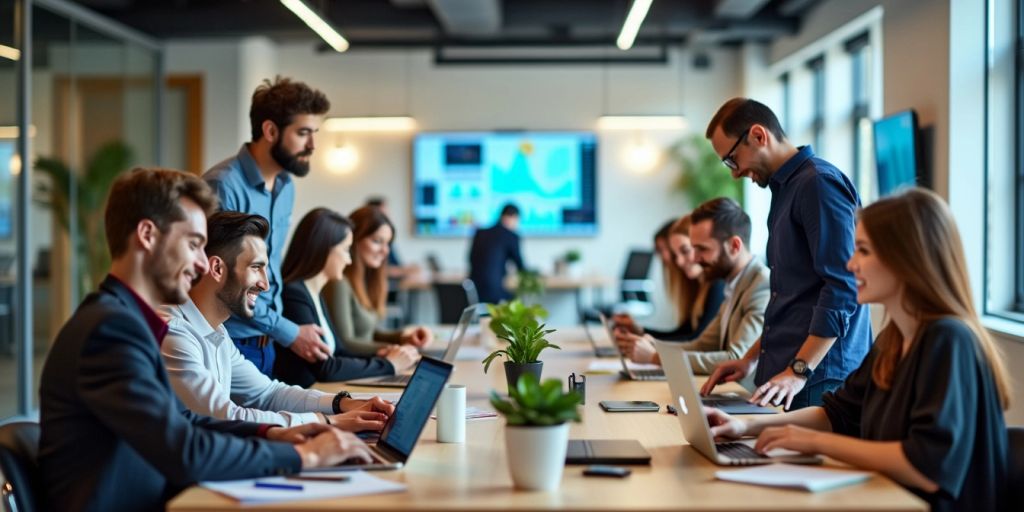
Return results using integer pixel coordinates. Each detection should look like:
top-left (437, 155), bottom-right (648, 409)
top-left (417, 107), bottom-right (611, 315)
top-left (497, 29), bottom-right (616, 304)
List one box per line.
top-left (699, 98), bottom-right (871, 410)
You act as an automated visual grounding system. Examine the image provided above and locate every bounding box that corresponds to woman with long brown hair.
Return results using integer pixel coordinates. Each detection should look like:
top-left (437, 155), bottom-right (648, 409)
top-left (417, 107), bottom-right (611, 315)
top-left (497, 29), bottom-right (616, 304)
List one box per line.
top-left (275, 207), bottom-right (419, 387)
top-left (328, 205), bottom-right (433, 356)
top-left (616, 215), bottom-right (726, 343)
top-left (703, 188), bottom-right (1010, 512)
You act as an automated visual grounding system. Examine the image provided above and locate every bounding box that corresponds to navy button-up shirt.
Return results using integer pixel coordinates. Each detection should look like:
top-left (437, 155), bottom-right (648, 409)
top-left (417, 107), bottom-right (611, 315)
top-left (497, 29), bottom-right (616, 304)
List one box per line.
top-left (758, 146), bottom-right (871, 387)
top-left (203, 145), bottom-right (300, 346)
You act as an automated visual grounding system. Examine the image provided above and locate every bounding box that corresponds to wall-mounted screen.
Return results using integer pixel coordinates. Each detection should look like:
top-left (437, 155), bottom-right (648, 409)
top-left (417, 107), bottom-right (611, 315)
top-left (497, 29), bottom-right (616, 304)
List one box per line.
top-left (873, 110), bottom-right (920, 197)
top-left (412, 131), bottom-right (597, 237)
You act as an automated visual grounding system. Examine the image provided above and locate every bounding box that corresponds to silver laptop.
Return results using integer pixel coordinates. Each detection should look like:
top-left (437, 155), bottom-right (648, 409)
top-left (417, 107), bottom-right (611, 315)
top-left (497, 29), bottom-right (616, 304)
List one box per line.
top-left (345, 304), bottom-right (478, 388)
top-left (654, 340), bottom-right (821, 466)
top-left (309, 357), bottom-right (453, 471)
top-left (600, 313), bottom-right (665, 381)
top-left (582, 312), bottom-right (619, 358)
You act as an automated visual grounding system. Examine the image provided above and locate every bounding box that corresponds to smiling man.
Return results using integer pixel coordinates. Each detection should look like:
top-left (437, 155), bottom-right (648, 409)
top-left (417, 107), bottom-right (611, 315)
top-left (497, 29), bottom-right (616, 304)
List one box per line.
top-left (699, 98), bottom-right (871, 410)
top-left (204, 76), bottom-right (333, 376)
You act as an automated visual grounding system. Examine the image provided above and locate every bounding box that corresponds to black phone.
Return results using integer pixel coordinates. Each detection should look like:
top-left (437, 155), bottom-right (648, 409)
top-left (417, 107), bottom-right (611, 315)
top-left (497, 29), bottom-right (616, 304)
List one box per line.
top-left (583, 465), bottom-right (632, 478)
top-left (599, 400), bottom-right (659, 412)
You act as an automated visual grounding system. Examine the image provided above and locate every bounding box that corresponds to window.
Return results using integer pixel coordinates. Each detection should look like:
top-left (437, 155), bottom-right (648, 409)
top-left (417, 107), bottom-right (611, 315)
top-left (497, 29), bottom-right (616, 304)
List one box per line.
top-left (779, 72), bottom-right (791, 134)
top-left (1016, 0), bottom-right (1024, 312)
top-left (806, 55), bottom-right (826, 152)
top-left (845, 32), bottom-right (874, 198)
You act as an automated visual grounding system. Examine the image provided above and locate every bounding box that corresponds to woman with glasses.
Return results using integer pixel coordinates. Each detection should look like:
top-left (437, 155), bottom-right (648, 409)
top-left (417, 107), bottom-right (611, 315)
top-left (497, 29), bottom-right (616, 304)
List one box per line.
top-left (703, 188), bottom-right (1010, 511)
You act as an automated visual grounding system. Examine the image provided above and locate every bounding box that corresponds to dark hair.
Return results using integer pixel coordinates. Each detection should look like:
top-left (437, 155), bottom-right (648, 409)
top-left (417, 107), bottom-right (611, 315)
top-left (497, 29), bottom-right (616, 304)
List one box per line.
top-left (705, 98), bottom-right (787, 142)
top-left (653, 218), bottom-right (675, 243)
top-left (344, 205), bottom-right (395, 314)
top-left (249, 76), bottom-right (330, 142)
top-left (105, 168), bottom-right (219, 258)
top-left (500, 203), bottom-right (520, 217)
top-left (365, 196), bottom-right (386, 208)
top-left (281, 208), bottom-right (353, 283)
top-left (206, 212), bottom-right (270, 269)
top-left (690, 197), bottom-right (752, 247)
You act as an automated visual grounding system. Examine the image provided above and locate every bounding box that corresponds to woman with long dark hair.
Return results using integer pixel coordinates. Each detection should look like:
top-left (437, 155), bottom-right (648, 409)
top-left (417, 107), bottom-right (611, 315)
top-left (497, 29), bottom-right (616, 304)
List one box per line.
top-left (274, 207), bottom-right (419, 387)
top-left (702, 189), bottom-right (1010, 511)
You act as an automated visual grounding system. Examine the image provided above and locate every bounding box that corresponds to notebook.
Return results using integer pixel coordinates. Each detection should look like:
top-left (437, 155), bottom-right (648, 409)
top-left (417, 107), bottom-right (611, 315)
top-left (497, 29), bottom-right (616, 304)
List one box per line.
top-left (715, 463), bottom-right (872, 492)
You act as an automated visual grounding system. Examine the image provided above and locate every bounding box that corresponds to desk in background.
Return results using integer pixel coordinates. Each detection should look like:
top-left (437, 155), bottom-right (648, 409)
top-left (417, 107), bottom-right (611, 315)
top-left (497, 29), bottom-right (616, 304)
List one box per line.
top-left (169, 328), bottom-right (927, 511)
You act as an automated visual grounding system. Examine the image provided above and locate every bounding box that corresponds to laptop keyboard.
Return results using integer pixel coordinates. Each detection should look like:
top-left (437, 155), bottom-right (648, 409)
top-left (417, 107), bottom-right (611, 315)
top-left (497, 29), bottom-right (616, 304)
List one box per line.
top-left (387, 374), bottom-right (411, 384)
top-left (633, 369), bottom-right (665, 380)
top-left (716, 442), bottom-right (768, 460)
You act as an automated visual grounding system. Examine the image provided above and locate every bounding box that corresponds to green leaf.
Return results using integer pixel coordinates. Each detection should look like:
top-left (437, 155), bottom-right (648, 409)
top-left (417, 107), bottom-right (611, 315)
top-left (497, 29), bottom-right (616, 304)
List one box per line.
top-left (482, 350), bottom-right (508, 373)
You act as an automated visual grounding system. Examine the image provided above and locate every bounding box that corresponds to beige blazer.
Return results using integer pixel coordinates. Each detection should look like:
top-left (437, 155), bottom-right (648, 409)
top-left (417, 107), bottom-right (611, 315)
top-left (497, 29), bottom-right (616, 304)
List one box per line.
top-left (676, 257), bottom-right (770, 375)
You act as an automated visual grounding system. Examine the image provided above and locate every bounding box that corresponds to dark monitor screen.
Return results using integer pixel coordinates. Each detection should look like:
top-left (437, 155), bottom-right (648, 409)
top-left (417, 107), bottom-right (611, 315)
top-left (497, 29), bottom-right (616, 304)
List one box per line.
top-left (622, 250), bottom-right (653, 280)
top-left (873, 110), bottom-right (919, 197)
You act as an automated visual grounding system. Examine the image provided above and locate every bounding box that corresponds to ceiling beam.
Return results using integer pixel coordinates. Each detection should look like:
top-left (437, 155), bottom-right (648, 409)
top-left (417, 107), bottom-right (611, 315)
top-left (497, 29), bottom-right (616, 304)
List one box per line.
top-left (426, 0), bottom-right (502, 37)
top-left (714, 0), bottom-right (771, 19)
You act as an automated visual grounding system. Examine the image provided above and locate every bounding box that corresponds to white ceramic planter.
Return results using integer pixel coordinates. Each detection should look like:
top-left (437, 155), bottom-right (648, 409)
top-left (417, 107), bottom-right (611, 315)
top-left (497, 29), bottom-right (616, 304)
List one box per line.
top-left (504, 423), bottom-right (570, 491)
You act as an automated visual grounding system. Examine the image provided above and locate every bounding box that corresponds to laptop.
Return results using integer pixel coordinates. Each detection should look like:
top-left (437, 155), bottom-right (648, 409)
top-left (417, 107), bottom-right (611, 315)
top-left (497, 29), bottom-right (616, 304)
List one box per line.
top-left (601, 313), bottom-right (666, 381)
top-left (566, 439), bottom-right (652, 465)
top-left (310, 356), bottom-right (454, 471)
top-left (654, 340), bottom-right (820, 466)
top-left (345, 304), bottom-right (478, 388)
top-left (582, 314), bottom-right (619, 358)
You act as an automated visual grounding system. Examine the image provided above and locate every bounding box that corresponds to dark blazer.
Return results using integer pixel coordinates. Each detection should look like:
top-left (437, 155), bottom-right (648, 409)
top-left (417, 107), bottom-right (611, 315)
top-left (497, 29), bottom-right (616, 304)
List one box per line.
top-left (645, 279), bottom-right (727, 341)
top-left (468, 223), bottom-right (524, 304)
top-left (275, 280), bottom-right (395, 388)
top-left (38, 276), bottom-right (301, 512)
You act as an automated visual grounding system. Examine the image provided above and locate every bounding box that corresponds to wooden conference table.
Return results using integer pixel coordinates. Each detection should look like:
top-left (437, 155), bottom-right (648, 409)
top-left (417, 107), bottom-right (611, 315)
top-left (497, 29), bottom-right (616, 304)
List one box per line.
top-left (169, 328), bottom-right (927, 512)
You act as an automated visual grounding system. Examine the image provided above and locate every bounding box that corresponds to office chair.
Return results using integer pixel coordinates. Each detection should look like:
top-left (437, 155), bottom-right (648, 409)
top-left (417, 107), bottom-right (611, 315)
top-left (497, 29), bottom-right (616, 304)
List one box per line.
top-left (582, 249), bottom-right (655, 323)
top-left (384, 277), bottom-right (407, 329)
top-left (433, 279), bottom-right (479, 324)
top-left (1009, 427), bottom-right (1024, 508)
top-left (0, 421), bottom-right (41, 512)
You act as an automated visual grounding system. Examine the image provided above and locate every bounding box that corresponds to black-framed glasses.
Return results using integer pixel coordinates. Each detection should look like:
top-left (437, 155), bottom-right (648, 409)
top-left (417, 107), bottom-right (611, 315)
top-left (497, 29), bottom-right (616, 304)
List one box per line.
top-left (721, 128), bottom-right (750, 170)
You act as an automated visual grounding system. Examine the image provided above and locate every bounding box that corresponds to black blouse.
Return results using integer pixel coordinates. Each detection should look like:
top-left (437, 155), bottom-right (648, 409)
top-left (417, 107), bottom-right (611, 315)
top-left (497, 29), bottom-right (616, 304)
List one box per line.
top-left (274, 280), bottom-right (395, 388)
top-left (821, 318), bottom-right (1008, 512)
top-left (646, 279), bottom-right (726, 341)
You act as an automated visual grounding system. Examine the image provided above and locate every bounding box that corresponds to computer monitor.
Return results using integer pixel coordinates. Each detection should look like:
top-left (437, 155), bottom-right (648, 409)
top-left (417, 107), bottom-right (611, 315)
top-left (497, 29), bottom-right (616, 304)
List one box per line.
top-left (873, 110), bottom-right (920, 197)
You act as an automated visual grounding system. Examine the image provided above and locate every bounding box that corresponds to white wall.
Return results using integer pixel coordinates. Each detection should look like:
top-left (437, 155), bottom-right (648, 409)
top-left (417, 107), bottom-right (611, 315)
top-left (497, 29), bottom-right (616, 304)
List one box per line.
top-left (170, 41), bottom-right (743, 326)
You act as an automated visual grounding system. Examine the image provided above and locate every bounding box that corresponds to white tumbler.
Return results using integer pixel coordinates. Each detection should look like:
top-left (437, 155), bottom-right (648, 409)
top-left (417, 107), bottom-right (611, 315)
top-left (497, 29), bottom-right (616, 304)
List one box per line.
top-left (436, 384), bottom-right (466, 443)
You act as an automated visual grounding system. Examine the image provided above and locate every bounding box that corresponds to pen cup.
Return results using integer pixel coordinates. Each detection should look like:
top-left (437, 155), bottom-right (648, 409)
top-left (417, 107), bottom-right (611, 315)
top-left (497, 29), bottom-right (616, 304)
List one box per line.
top-left (436, 384), bottom-right (466, 443)
top-left (568, 373), bottom-right (586, 405)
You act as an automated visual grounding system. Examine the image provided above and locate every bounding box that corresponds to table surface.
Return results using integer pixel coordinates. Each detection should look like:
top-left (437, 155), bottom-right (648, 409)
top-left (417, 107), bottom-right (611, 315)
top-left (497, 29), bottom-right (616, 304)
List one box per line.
top-left (399, 272), bottom-right (612, 291)
top-left (168, 328), bottom-right (927, 512)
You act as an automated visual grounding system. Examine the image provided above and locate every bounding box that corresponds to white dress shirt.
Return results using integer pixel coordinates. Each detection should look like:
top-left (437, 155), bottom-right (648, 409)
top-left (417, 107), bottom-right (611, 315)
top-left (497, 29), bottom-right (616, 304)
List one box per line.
top-left (160, 299), bottom-right (335, 426)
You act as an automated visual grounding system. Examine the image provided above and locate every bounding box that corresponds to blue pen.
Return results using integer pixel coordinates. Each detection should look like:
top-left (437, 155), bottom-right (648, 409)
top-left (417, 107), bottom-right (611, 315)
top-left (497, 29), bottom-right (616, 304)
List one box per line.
top-left (254, 481), bottom-right (304, 491)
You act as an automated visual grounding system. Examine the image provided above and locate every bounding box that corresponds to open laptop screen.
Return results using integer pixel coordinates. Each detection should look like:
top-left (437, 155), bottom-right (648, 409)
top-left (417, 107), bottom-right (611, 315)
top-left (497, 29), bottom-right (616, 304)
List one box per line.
top-left (440, 305), bottom-right (479, 362)
top-left (377, 357), bottom-right (453, 459)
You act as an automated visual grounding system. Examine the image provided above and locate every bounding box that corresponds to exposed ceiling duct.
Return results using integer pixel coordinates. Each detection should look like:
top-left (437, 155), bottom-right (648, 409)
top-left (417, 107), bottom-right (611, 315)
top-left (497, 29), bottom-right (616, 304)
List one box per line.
top-left (714, 0), bottom-right (771, 19)
top-left (425, 0), bottom-right (502, 37)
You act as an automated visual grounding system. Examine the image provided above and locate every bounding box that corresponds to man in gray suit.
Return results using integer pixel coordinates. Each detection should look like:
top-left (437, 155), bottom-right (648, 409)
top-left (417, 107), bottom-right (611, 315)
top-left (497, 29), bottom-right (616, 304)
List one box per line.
top-left (616, 197), bottom-right (769, 374)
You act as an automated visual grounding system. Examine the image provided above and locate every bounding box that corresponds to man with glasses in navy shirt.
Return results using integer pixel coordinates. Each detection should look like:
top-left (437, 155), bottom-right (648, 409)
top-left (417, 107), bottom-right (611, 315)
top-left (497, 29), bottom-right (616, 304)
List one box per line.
top-left (699, 98), bottom-right (871, 410)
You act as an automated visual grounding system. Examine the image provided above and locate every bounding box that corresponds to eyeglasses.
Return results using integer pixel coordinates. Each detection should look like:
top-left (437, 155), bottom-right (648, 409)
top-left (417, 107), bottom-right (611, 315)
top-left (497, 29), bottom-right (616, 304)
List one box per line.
top-left (721, 128), bottom-right (750, 170)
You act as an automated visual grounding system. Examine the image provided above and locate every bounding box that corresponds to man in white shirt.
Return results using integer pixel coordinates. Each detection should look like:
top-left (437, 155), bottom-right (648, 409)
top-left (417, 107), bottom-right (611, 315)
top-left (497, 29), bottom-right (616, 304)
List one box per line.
top-left (161, 211), bottom-right (394, 429)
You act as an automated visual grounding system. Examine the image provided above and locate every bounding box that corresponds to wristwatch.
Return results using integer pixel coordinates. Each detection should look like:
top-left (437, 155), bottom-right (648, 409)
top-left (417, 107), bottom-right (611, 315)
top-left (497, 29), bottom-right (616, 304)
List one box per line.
top-left (332, 390), bottom-right (352, 414)
top-left (789, 359), bottom-right (814, 380)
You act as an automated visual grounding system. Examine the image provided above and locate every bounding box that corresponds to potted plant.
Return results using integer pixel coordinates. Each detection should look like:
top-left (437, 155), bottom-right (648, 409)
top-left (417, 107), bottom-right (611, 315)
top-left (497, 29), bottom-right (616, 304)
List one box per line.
top-left (563, 249), bottom-right (582, 278)
top-left (482, 321), bottom-right (560, 391)
top-left (490, 373), bottom-right (582, 491)
top-left (481, 299), bottom-right (547, 349)
top-left (669, 134), bottom-right (744, 207)
top-left (515, 269), bottom-right (545, 303)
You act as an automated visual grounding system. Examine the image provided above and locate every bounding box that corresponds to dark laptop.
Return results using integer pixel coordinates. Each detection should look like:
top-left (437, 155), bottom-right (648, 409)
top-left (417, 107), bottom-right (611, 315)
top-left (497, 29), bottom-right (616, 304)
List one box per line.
top-left (582, 316), bottom-right (619, 358)
top-left (310, 356), bottom-right (454, 471)
top-left (566, 439), bottom-right (652, 465)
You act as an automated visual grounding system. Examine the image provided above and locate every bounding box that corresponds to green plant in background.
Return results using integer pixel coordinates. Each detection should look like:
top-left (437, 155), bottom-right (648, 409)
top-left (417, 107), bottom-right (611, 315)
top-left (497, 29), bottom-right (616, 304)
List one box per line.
top-left (669, 134), bottom-right (744, 207)
top-left (486, 299), bottom-right (548, 339)
top-left (482, 322), bottom-right (560, 373)
top-left (34, 141), bottom-right (134, 296)
top-left (563, 249), bottom-right (581, 264)
top-left (490, 373), bottom-right (582, 426)
top-left (515, 268), bottom-right (545, 300)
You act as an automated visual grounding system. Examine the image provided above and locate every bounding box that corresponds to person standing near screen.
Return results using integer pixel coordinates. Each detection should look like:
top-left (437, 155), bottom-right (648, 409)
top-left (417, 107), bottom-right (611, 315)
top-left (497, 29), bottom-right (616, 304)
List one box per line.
top-left (203, 76), bottom-right (332, 376)
top-left (700, 98), bottom-right (871, 410)
top-left (468, 203), bottom-right (524, 304)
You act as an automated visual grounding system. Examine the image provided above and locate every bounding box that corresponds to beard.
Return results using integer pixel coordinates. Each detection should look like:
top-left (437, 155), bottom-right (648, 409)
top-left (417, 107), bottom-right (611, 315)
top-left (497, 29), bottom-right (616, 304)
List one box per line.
top-left (150, 239), bottom-right (192, 305)
top-left (271, 137), bottom-right (312, 177)
top-left (700, 248), bottom-right (734, 281)
top-left (217, 273), bottom-right (257, 319)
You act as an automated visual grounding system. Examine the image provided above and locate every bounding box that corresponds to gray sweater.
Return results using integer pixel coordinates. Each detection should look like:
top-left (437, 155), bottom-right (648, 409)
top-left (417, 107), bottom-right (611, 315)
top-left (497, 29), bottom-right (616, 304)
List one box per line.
top-left (328, 278), bottom-right (400, 356)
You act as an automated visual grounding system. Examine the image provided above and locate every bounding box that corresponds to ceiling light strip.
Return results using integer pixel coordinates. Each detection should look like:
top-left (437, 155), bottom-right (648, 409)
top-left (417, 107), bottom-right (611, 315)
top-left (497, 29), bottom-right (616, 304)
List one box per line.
top-left (323, 117), bottom-right (417, 132)
top-left (280, 0), bottom-right (349, 53)
top-left (616, 0), bottom-right (654, 51)
top-left (0, 44), bottom-right (20, 61)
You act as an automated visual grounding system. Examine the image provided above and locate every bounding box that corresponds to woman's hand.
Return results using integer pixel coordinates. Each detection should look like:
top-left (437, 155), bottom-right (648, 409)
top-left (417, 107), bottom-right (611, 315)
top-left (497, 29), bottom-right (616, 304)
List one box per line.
top-left (754, 424), bottom-right (824, 455)
top-left (378, 344), bottom-right (419, 372)
top-left (400, 326), bottom-right (433, 347)
top-left (328, 410), bottom-right (390, 432)
top-left (704, 406), bottom-right (751, 442)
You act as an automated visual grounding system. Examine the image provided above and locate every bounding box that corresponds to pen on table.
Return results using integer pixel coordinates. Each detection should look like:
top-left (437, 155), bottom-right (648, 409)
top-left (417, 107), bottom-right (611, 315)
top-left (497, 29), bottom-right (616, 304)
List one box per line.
top-left (286, 474), bottom-right (351, 483)
top-left (254, 481), bottom-right (304, 491)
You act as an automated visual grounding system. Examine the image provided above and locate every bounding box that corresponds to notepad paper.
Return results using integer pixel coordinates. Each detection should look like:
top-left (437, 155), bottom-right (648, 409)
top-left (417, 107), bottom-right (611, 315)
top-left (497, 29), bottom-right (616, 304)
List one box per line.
top-left (586, 360), bottom-right (661, 373)
top-left (715, 463), bottom-right (872, 492)
top-left (430, 406), bottom-right (498, 420)
top-left (202, 470), bottom-right (406, 504)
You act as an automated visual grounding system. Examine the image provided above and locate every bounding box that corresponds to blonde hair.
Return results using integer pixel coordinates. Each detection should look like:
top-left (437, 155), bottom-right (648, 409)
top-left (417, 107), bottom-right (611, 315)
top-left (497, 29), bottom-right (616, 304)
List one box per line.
top-left (859, 188), bottom-right (1011, 410)
top-left (668, 215), bottom-right (712, 329)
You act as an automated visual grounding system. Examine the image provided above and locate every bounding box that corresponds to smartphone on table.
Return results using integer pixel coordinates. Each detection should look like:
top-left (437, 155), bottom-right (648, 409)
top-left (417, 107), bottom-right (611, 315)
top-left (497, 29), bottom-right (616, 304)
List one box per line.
top-left (598, 400), bottom-right (659, 412)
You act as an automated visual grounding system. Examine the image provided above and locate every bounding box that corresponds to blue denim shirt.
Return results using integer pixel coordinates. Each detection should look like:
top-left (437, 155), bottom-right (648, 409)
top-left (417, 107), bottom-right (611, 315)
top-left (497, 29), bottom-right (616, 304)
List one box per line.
top-left (203, 145), bottom-right (300, 346)
top-left (758, 146), bottom-right (871, 387)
